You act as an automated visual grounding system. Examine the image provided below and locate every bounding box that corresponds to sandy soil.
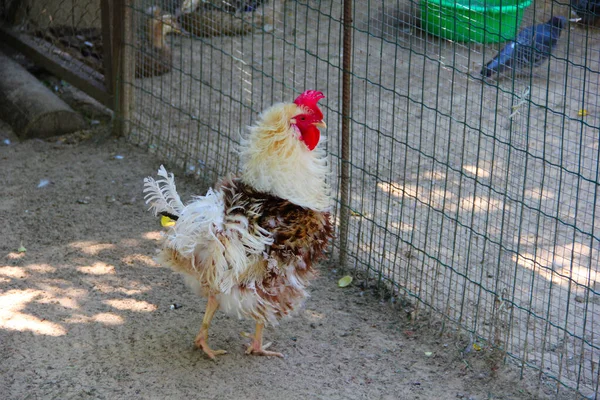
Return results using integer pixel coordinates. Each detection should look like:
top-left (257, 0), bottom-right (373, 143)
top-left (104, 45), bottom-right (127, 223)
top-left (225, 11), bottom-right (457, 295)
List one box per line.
top-left (1, 0), bottom-right (597, 397)
top-left (0, 124), bottom-right (552, 399)
top-left (122, 1), bottom-right (600, 395)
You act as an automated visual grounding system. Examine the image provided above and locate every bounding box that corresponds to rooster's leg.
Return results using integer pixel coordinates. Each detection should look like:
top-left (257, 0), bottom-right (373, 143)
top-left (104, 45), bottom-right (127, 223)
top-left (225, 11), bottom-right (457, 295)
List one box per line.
top-left (244, 322), bottom-right (284, 357)
top-left (194, 295), bottom-right (227, 360)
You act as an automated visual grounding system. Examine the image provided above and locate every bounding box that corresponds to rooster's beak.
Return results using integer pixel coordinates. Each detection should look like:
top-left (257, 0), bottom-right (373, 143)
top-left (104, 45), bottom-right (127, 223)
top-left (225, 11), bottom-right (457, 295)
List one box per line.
top-left (313, 120), bottom-right (327, 129)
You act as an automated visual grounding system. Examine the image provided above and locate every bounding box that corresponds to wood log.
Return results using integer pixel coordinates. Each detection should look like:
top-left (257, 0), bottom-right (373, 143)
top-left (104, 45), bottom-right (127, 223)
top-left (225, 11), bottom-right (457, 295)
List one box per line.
top-left (0, 50), bottom-right (87, 139)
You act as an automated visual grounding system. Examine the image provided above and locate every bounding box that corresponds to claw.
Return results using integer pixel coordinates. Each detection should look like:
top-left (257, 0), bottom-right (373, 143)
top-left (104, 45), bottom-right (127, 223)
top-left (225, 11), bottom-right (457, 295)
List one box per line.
top-left (194, 336), bottom-right (228, 360)
top-left (245, 343), bottom-right (284, 357)
top-left (243, 323), bottom-right (284, 358)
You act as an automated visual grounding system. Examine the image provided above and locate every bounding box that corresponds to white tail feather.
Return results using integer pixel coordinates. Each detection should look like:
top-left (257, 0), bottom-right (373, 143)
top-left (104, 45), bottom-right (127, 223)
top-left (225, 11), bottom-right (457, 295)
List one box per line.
top-left (167, 188), bottom-right (225, 257)
top-left (144, 167), bottom-right (273, 296)
top-left (143, 165), bottom-right (185, 216)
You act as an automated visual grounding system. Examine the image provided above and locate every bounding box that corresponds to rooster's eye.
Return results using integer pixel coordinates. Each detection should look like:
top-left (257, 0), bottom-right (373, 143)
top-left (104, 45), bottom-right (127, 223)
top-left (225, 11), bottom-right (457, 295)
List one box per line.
top-left (300, 117), bottom-right (305, 121)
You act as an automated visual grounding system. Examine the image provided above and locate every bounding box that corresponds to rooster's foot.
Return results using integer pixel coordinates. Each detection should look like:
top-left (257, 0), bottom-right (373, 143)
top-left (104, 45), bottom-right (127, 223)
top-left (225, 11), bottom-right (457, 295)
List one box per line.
top-left (241, 331), bottom-right (283, 357)
top-left (245, 342), bottom-right (284, 357)
top-left (194, 336), bottom-right (227, 360)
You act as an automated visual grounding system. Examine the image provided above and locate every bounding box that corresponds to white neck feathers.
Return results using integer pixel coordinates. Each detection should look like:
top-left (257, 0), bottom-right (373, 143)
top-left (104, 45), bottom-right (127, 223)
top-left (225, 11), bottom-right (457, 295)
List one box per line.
top-left (239, 103), bottom-right (331, 211)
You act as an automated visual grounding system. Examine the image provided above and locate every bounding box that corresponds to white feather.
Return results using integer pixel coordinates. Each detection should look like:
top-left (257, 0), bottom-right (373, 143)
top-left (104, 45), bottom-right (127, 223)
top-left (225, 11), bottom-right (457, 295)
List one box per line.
top-left (143, 165), bottom-right (185, 216)
top-left (166, 188), bottom-right (225, 257)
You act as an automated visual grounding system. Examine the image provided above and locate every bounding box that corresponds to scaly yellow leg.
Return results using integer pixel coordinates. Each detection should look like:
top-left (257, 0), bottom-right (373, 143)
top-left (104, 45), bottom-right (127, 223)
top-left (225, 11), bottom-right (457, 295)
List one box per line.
top-left (194, 295), bottom-right (227, 360)
top-left (244, 322), bottom-right (284, 358)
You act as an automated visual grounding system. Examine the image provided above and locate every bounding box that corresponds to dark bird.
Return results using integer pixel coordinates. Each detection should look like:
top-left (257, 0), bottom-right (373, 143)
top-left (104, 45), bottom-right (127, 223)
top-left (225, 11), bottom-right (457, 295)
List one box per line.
top-left (481, 16), bottom-right (567, 78)
top-left (571, 0), bottom-right (600, 26)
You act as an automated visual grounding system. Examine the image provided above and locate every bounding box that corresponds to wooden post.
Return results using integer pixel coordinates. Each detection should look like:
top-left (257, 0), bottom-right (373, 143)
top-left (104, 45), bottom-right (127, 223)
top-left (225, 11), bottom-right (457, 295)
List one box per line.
top-left (339, 0), bottom-right (353, 270)
top-left (110, 0), bottom-right (134, 137)
top-left (121, 0), bottom-right (135, 137)
top-left (100, 0), bottom-right (113, 106)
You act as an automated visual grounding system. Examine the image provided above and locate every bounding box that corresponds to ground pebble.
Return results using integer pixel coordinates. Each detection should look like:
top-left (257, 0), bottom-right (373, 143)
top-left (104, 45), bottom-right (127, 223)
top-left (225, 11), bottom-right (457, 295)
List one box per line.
top-left (37, 179), bottom-right (51, 188)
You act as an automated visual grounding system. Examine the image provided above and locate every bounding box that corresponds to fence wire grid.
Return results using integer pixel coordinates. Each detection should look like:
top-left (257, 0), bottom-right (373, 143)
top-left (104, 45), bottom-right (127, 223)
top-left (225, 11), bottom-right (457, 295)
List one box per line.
top-left (118, 0), bottom-right (600, 397)
top-left (0, 0), bottom-right (107, 85)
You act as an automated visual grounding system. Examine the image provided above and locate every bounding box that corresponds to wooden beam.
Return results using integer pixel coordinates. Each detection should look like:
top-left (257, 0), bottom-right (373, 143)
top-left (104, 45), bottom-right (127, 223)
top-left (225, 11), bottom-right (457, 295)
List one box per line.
top-left (0, 50), bottom-right (88, 139)
top-left (0, 24), bottom-right (113, 109)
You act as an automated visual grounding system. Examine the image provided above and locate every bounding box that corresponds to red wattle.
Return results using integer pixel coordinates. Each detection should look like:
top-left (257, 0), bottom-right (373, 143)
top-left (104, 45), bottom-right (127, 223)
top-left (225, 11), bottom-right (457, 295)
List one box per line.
top-left (301, 125), bottom-right (320, 151)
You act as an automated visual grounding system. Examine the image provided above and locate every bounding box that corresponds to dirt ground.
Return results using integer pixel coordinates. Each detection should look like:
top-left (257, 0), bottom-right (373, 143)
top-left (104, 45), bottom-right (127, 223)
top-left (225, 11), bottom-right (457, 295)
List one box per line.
top-left (122, 1), bottom-right (600, 395)
top-left (1, 0), bottom-right (597, 397)
top-left (0, 122), bottom-right (557, 399)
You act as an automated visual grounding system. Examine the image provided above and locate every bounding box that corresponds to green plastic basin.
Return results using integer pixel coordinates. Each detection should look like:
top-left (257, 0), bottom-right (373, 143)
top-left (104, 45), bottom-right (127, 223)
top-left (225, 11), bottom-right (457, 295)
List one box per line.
top-left (421, 0), bottom-right (533, 43)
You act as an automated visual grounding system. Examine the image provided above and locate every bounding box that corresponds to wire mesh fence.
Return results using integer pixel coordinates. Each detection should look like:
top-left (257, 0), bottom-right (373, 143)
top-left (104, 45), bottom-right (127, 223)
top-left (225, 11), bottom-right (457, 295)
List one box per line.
top-left (120, 0), bottom-right (599, 397)
top-left (1, 0), bottom-right (106, 82)
top-left (0, 0), bottom-right (118, 109)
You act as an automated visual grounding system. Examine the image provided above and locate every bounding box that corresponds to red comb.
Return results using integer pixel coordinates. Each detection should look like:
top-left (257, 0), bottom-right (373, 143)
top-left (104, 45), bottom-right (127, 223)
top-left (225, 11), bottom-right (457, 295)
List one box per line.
top-left (294, 90), bottom-right (325, 119)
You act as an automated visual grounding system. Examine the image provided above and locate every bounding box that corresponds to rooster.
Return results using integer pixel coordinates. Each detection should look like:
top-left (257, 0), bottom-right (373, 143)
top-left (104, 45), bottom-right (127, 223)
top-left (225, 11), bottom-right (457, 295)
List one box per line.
top-left (144, 91), bottom-right (333, 359)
